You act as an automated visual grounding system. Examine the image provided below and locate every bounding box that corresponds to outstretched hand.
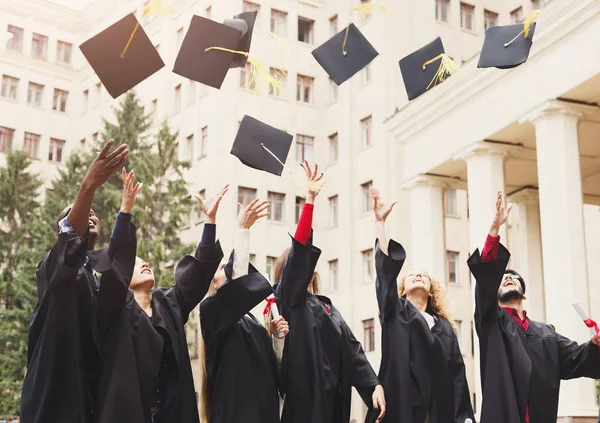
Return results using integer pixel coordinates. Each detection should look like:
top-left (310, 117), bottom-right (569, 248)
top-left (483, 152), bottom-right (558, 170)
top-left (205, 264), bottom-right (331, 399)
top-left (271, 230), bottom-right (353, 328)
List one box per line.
top-left (301, 161), bottom-right (324, 203)
top-left (83, 139), bottom-right (129, 190)
top-left (120, 168), bottom-right (142, 214)
top-left (194, 184), bottom-right (230, 224)
top-left (490, 191), bottom-right (513, 236)
top-left (371, 187), bottom-right (397, 222)
top-left (238, 198), bottom-right (270, 229)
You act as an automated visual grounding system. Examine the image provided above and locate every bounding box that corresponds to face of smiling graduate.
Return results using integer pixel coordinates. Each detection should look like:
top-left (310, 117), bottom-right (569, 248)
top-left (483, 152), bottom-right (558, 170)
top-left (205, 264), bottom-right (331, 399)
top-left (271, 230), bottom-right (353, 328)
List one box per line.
top-left (497, 270), bottom-right (526, 303)
top-left (130, 257), bottom-right (155, 291)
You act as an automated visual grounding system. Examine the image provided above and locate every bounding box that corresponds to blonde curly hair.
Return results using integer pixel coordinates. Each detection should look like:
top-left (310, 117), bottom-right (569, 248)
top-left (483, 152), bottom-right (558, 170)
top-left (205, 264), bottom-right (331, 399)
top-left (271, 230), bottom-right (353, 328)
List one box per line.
top-left (398, 272), bottom-right (455, 329)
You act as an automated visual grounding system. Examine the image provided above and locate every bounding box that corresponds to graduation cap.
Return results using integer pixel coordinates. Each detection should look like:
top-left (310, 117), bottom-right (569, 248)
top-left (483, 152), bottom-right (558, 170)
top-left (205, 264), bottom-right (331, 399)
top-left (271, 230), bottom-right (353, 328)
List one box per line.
top-left (312, 23), bottom-right (378, 86)
top-left (173, 15), bottom-right (243, 89)
top-left (230, 115), bottom-right (293, 176)
top-left (478, 10), bottom-right (540, 69)
top-left (79, 13), bottom-right (165, 99)
top-left (399, 37), bottom-right (461, 101)
top-left (224, 11), bottom-right (259, 68)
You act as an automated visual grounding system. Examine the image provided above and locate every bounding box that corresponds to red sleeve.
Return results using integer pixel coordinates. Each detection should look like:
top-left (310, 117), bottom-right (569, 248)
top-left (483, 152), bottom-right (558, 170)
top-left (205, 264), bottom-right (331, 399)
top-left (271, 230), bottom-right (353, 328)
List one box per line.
top-left (294, 203), bottom-right (314, 245)
top-left (481, 234), bottom-right (500, 262)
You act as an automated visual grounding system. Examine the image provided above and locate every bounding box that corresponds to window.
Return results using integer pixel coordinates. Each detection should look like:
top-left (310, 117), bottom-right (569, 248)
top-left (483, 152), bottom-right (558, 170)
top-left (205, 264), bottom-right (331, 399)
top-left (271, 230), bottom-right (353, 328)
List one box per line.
top-left (296, 135), bottom-right (314, 163)
top-left (197, 189), bottom-right (206, 220)
top-left (444, 189), bottom-right (458, 217)
top-left (151, 99), bottom-right (158, 121)
top-left (298, 17), bottom-right (314, 44)
top-left (435, 0), bottom-right (450, 22)
top-left (296, 75), bottom-right (314, 104)
top-left (329, 15), bottom-right (338, 36)
top-left (82, 90), bottom-right (89, 112)
top-left (0, 127), bottom-right (14, 153)
top-left (269, 68), bottom-right (286, 97)
top-left (249, 253), bottom-right (256, 265)
top-left (92, 132), bottom-right (99, 142)
top-left (79, 138), bottom-right (86, 148)
top-left (1, 75), bottom-right (18, 100)
top-left (454, 320), bottom-right (463, 349)
top-left (295, 196), bottom-right (305, 223)
top-left (268, 191), bottom-right (285, 222)
top-left (510, 7), bottom-right (523, 23)
top-left (243, 1), bottom-right (260, 28)
top-left (199, 126), bottom-right (208, 158)
top-left (187, 80), bottom-right (196, 105)
top-left (176, 27), bottom-right (184, 49)
top-left (240, 62), bottom-right (257, 91)
top-left (174, 141), bottom-right (180, 160)
top-left (329, 133), bottom-right (338, 162)
top-left (360, 116), bottom-right (372, 148)
top-left (266, 256), bottom-right (277, 281)
top-left (328, 259), bottom-right (339, 291)
top-left (24, 132), bottom-right (40, 159)
top-left (362, 318), bottom-right (375, 352)
top-left (94, 82), bottom-right (101, 107)
top-left (329, 78), bottom-right (338, 103)
top-left (359, 0), bottom-right (372, 23)
top-left (484, 10), bottom-right (498, 30)
top-left (532, 0), bottom-right (543, 9)
top-left (271, 10), bottom-right (287, 37)
top-left (56, 41), bottom-right (72, 64)
top-left (53, 89), bottom-right (68, 112)
top-left (362, 249), bottom-right (374, 283)
top-left (6, 25), bottom-right (23, 51)
top-left (48, 138), bottom-right (65, 163)
top-left (154, 43), bottom-right (161, 55)
top-left (174, 84), bottom-right (182, 113)
top-left (329, 195), bottom-right (338, 227)
top-left (185, 134), bottom-right (194, 159)
top-left (205, 5), bottom-right (212, 18)
top-left (27, 82), bottom-right (44, 107)
top-left (460, 3), bottom-right (475, 31)
top-left (31, 33), bottom-right (48, 58)
top-left (447, 251), bottom-right (459, 283)
top-left (238, 186), bottom-right (257, 207)
top-left (361, 64), bottom-right (371, 85)
top-left (361, 181), bottom-right (373, 213)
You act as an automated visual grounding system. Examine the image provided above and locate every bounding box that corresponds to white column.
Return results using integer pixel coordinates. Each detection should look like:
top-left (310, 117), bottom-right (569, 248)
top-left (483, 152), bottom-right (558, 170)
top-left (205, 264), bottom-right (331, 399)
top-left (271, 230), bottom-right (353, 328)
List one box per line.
top-left (507, 189), bottom-right (546, 321)
top-left (520, 99), bottom-right (597, 419)
top-left (455, 141), bottom-right (509, 417)
top-left (403, 175), bottom-right (447, 282)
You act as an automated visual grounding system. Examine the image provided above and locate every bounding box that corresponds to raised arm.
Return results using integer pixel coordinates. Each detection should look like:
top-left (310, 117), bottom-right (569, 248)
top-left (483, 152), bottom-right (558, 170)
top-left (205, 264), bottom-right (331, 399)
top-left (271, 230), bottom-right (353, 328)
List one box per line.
top-left (233, 198), bottom-right (270, 279)
top-left (559, 330), bottom-right (600, 380)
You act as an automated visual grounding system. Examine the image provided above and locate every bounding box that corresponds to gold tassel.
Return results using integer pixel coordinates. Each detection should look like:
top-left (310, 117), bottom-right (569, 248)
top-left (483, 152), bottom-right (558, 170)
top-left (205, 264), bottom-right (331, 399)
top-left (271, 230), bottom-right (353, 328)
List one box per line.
top-left (260, 144), bottom-right (326, 194)
top-left (422, 54), bottom-right (462, 91)
top-left (504, 9), bottom-right (541, 48)
top-left (342, 2), bottom-right (388, 54)
top-left (122, 0), bottom-right (172, 57)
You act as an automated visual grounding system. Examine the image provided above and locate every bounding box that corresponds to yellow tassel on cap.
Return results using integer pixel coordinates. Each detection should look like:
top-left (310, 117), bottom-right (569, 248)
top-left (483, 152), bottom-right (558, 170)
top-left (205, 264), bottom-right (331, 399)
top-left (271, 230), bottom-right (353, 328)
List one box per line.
top-left (122, 0), bottom-right (172, 57)
top-left (504, 9), bottom-right (541, 48)
top-left (342, 2), bottom-right (388, 54)
top-left (422, 54), bottom-right (462, 91)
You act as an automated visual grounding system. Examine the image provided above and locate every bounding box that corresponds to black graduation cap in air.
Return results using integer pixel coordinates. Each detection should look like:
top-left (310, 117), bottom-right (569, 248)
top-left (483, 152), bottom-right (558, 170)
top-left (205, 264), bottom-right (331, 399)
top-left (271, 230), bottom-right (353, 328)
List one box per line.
top-left (478, 22), bottom-right (537, 69)
top-left (224, 11), bottom-right (258, 68)
top-left (79, 13), bottom-right (165, 99)
top-left (399, 37), bottom-right (454, 101)
top-left (230, 115), bottom-right (293, 176)
top-left (173, 15), bottom-right (243, 89)
top-left (312, 23), bottom-right (379, 86)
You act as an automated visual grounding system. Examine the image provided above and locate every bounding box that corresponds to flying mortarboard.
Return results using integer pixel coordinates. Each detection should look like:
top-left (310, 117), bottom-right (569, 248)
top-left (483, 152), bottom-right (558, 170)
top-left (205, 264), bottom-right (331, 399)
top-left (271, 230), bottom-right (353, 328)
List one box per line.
top-left (399, 37), bottom-right (462, 101)
top-left (223, 11), bottom-right (259, 68)
top-left (79, 13), bottom-right (165, 99)
top-left (478, 10), bottom-right (540, 69)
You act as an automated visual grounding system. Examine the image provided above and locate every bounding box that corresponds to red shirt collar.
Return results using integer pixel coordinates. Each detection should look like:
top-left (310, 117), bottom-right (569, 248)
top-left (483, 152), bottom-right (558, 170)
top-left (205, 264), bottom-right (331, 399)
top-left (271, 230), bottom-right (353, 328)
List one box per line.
top-left (502, 307), bottom-right (527, 320)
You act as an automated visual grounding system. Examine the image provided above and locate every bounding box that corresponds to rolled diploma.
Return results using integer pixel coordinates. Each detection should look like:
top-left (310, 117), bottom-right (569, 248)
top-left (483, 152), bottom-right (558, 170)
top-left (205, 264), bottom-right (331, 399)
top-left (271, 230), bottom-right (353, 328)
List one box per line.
top-left (573, 302), bottom-right (598, 336)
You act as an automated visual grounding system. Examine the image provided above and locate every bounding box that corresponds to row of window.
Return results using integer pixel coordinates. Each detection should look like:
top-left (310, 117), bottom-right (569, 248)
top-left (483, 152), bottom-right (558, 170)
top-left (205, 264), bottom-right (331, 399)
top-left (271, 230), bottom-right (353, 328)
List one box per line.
top-left (1, 75), bottom-right (69, 112)
top-left (436, 0), bottom-right (543, 32)
top-left (0, 126), bottom-right (65, 162)
top-left (5, 24), bottom-right (72, 64)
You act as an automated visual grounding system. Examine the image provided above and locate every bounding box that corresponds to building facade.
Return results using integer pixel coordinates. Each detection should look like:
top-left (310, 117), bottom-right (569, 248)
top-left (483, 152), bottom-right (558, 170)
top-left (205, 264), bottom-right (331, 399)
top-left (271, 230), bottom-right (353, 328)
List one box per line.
top-left (1, 0), bottom-right (599, 420)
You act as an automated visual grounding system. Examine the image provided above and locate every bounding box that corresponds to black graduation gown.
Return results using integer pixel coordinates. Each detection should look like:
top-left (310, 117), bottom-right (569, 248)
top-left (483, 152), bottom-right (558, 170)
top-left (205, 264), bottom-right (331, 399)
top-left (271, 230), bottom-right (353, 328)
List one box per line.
top-left (275, 236), bottom-right (380, 423)
top-left (94, 240), bottom-right (223, 423)
top-left (374, 239), bottom-right (474, 423)
top-left (200, 253), bottom-right (279, 423)
top-left (468, 243), bottom-right (600, 423)
top-left (21, 224), bottom-right (137, 423)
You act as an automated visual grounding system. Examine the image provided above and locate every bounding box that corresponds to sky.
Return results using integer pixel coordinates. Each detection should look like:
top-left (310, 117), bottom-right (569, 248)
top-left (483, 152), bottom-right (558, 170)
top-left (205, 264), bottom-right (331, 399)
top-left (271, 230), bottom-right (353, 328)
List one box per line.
top-left (46, 0), bottom-right (93, 10)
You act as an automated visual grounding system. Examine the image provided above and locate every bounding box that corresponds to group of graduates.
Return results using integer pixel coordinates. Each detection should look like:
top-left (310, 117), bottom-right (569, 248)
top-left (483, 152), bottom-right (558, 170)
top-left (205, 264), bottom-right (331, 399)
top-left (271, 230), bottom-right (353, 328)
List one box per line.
top-left (19, 139), bottom-right (600, 423)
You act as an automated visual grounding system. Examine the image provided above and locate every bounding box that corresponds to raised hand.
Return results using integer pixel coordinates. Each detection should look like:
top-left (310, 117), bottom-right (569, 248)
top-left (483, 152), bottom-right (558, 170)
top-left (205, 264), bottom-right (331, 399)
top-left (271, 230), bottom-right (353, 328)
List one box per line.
top-left (371, 187), bottom-right (397, 222)
top-left (301, 160), bottom-right (324, 203)
top-left (83, 139), bottom-right (129, 190)
top-left (490, 191), bottom-right (513, 236)
top-left (372, 384), bottom-right (386, 422)
top-left (238, 198), bottom-right (270, 229)
top-left (270, 316), bottom-right (289, 339)
top-left (193, 184), bottom-right (230, 224)
top-left (120, 168), bottom-right (142, 214)
top-left (590, 332), bottom-right (600, 347)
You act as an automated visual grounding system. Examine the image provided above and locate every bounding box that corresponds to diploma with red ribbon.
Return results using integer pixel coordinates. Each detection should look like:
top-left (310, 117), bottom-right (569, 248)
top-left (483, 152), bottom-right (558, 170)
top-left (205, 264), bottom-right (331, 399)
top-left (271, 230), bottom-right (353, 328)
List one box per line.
top-left (264, 294), bottom-right (284, 338)
top-left (573, 302), bottom-right (599, 336)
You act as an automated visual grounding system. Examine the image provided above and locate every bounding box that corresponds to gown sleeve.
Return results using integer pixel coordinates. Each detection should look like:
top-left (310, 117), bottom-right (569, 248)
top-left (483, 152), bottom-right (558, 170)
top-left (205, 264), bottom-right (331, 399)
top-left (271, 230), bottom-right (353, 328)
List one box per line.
top-left (278, 235), bottom-right (321, 310)
top-left (557, 331), bottom-right (600, 380)
top-left (374, 238), bottom-right (406, 322)
top-left (450, 331), bottom-right (475, 423)
top-left (343, 320), bottom-right (379, 401)
top-left (467, 243), bottom-right (511, 332)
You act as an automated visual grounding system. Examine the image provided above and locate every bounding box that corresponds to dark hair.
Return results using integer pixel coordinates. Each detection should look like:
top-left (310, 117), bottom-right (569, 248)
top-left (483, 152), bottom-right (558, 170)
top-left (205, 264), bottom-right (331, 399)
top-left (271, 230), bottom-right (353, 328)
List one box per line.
top-left (505, 269), bottom-right (525, 294)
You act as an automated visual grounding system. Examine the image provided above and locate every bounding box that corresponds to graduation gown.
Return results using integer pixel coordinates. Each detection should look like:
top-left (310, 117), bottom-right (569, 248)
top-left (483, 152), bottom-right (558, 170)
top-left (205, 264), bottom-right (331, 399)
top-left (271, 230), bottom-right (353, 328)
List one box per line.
top-left (468, 243), bottom-right (600, 423)
top-left (21, 224), bottom-right (137, 423)
top-left (374, 239), bottom-right (474, 423)
top-left (94, 240), bottom-right (223, 423)
top-left (275, 236), bottom-right (380, 423)
top-left (200, 253), bottom-right (279, 423)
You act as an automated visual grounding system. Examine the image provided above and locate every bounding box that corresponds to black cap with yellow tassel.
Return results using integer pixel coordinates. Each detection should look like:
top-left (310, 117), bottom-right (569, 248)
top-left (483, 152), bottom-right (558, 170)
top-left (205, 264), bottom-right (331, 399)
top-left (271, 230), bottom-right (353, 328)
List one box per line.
top-left (223, 11), bottom-right (259, 69)
top-left (478, 10), bottom-right (540, 69)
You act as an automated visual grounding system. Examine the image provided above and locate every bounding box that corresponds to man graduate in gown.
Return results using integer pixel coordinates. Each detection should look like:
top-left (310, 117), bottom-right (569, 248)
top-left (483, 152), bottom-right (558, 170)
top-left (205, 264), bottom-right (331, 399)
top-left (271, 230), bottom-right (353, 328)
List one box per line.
top-left (468, 191), bottom-right (600, 423)
top-left (21, 140), bottom-right (136, 423)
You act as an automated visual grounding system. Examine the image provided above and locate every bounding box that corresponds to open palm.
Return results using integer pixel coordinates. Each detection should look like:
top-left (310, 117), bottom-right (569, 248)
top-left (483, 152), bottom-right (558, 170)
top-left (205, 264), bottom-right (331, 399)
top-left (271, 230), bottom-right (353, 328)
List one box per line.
top-left (194, 184), bottom-right (230, 224)
top-left (371, 187), bottom-right (397, 222)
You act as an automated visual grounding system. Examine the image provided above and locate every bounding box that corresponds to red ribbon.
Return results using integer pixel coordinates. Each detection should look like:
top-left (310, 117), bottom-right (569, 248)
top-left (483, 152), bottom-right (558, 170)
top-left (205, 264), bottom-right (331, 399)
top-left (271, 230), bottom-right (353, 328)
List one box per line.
top-left (263, 297), bottom-right (277, 315)
top-left (584, 319), bottom-right (599, 334)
